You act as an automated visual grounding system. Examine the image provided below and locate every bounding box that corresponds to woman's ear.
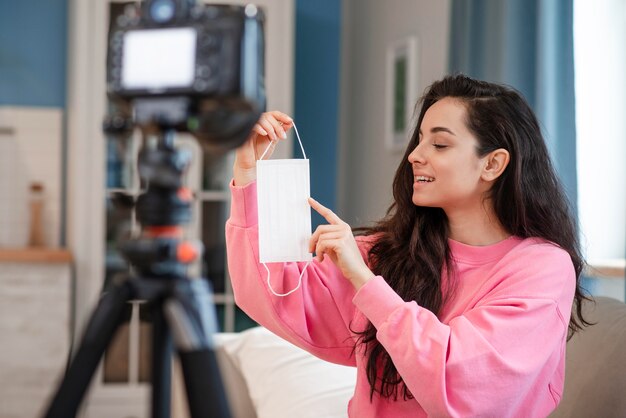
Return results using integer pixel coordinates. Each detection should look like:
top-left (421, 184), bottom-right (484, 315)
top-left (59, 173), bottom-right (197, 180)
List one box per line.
top-left (481, 148), bottom-right (510, 182)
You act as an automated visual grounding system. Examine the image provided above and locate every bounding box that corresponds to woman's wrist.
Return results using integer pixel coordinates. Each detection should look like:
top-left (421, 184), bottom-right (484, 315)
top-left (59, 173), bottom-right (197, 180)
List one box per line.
top-left (233, 167), bottom-right (256, 187)
top-left (349, 267), bottom-right (376, 291)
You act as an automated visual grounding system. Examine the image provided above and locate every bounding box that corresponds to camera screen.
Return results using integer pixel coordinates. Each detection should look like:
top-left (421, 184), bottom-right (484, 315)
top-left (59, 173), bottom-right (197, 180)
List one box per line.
top-left (122, 27), bottom-right (197, 90)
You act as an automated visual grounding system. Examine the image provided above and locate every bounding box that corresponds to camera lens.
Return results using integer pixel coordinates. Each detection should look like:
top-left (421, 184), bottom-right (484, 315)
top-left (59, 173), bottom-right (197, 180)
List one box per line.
top-left (150, 0), bottom-right (176, 23)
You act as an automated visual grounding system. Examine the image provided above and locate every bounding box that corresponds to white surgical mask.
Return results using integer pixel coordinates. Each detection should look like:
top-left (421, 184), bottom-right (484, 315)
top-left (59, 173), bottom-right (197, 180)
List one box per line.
top-left (257, 123), bottom-right (311, 296)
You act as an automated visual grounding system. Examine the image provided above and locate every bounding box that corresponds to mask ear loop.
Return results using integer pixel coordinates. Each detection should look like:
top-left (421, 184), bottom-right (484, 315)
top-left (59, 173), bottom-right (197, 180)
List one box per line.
top-left (257, 121), bottom-right (311, 296)
top-left (264, 261), bottom-right (311, 297)
top-left (258, 122), bottom-right (307, 160)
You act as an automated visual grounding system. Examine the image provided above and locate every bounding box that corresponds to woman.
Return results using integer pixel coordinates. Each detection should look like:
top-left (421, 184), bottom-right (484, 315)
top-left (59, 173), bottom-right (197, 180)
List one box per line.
top-left (225, 74), bottom-right (588, 417)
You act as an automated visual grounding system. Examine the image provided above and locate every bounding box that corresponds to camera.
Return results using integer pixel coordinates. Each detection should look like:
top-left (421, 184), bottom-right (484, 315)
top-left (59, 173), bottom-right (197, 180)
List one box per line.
top-left (106, 0), bottom-right (266, 151)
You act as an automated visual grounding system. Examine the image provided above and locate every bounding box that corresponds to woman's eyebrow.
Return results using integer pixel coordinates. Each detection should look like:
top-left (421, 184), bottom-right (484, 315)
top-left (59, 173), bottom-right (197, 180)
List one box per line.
top-left (418, 126), bottom-right (456, 136)
top-left (430, 126), bottom-right (456, 135)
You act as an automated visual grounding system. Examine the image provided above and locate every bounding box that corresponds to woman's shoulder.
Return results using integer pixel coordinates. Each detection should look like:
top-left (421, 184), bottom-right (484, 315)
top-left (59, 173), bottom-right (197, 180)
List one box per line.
top-left (486, 237), bottom-right (577, 303)
top-left (511, 237), bottom-right (572, 260)
top-left (502, 236), bottom-right (576, 285)
top-left (502, 237), bottom-right (575, 275)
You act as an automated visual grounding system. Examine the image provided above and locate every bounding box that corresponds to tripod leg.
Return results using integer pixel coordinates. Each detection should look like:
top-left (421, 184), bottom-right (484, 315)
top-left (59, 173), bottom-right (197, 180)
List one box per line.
top-left (44, 280), bottom-right (133, 418)
top-left (151, 300), bottom-right (173, 418)
top-left (165, 279), bottom-right (230, 418)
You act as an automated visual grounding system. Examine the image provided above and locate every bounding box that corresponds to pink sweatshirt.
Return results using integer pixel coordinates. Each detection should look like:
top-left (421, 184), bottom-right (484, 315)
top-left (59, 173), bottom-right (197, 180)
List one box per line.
top-left (225, 181), bottom-right (576, 418)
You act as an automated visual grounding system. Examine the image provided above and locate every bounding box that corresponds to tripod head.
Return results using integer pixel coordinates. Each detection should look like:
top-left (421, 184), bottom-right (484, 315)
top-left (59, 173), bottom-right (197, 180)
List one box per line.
top-left (106, 125), bottom-right (200, 279)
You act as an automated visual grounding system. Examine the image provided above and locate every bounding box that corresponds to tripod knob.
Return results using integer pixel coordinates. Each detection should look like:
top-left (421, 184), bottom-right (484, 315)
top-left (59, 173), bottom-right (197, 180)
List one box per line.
top-left (103, 113), bottom-right (133, 136)
top-left (177, 241), bottom-right (202, 264)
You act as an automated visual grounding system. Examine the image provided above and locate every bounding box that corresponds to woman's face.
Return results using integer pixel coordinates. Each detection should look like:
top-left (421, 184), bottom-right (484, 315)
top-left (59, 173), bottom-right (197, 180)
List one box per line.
top-left (407, 97), bottom-right (490, 213)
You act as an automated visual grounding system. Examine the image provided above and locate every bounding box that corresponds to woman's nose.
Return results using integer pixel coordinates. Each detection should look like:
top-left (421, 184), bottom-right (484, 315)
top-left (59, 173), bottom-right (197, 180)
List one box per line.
top-left (408, 144), bottom-right (425, 165)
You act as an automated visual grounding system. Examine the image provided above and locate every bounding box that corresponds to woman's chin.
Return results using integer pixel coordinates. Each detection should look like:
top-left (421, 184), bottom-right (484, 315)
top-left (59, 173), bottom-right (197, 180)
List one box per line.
top-left (412, 197), bottom-right (435, 208)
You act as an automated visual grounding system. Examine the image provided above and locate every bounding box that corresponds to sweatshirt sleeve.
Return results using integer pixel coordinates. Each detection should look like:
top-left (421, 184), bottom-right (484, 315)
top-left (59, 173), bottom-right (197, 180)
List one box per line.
top-left (225, 180), bottom-right (359, 366)
top-left (352, 244), bottom-right (576, 417)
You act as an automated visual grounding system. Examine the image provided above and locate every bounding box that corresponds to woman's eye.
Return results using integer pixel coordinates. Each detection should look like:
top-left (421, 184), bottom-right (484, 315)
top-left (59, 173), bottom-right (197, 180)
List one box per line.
top-left (433, 144), bottom-right (448, 149)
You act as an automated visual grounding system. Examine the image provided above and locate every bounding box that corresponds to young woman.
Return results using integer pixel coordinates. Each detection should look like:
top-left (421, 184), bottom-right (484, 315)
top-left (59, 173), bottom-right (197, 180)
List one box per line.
top-left (225, 75), bottom-right (588, 417)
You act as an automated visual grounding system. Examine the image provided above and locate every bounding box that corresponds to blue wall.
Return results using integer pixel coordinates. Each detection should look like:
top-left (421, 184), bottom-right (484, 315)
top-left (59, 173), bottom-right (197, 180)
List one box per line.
top-left (0, 0), bottom-right (342, 225)
top-left (0, 0), bottom-right (68, 107)
top-left (294, 0), bottom-right (341, 227)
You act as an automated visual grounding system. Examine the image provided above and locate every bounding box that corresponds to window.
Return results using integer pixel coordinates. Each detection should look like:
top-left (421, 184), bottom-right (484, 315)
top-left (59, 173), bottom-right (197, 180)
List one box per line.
top-left (574, 0), bottom-right (626, 300)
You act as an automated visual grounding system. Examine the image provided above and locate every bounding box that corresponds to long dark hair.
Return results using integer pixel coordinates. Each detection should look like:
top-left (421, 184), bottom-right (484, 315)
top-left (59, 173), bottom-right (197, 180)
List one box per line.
top-left (355, 74), bottom-right (589, 401)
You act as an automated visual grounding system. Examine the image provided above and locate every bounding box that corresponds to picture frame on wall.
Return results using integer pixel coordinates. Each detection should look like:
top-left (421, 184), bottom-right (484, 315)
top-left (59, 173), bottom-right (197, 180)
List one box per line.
top-left (385, 36), bottom-right (418, 151)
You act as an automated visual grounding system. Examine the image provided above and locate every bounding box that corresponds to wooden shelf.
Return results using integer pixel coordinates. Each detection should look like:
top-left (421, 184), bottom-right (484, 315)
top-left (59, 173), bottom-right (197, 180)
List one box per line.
top-left (585, 259), bottom-right (625, 279)
top-left (0, 248), bottom-right (72, 263)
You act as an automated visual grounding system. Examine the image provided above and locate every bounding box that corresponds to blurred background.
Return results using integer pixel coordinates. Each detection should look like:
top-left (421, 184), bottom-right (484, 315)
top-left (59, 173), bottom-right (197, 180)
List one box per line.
top-left (0, 0), bottom-right (624, 417)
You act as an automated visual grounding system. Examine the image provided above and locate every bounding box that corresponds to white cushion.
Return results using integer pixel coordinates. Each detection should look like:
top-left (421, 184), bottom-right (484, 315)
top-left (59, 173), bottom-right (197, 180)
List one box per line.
top-left (219, 327), bottom-right (357, 418)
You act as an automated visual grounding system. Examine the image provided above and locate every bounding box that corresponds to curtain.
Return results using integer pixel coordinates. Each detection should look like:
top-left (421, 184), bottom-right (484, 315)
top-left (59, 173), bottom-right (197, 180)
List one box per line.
top-left (449, 0), bottom-right (578, 210)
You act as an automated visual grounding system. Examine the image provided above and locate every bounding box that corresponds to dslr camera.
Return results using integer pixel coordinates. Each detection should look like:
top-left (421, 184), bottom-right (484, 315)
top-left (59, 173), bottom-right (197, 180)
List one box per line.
top-left (106, 0), bottom-right (266, 151)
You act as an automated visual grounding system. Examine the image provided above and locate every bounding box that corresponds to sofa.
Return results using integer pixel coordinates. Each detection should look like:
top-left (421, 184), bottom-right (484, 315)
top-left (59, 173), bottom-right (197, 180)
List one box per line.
top-left (213, 296), bottom-right (626, 418)
top-left (549, 296), bottom-right (626, 417)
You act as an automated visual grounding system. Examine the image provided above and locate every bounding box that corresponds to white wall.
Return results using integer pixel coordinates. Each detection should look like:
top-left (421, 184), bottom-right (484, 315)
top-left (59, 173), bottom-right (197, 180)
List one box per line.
top-left (338, 0), bottom-right (451, 225)
top-left (0, 107), bottom-right (63, 248)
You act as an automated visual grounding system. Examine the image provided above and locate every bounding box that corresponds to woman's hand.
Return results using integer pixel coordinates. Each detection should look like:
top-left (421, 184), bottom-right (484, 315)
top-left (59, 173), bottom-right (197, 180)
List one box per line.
top-left (233, 111), bottom-right (293, 186)
top-left (308, 198), bottom-right (375, 290)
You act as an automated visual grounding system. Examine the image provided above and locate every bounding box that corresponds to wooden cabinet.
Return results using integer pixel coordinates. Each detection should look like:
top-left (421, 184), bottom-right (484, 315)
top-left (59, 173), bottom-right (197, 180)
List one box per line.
top-left (0, 255), bottom-right (72, 418)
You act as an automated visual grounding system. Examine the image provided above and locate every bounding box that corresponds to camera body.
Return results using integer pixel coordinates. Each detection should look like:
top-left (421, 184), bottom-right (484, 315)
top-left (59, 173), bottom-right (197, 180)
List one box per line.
top-left (106, 0), bottom-right (266, 151)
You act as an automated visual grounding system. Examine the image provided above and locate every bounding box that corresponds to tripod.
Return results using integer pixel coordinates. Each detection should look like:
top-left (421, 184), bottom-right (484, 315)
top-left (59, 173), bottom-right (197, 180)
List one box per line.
top-left (44, 128), bottom-right (231, 418)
